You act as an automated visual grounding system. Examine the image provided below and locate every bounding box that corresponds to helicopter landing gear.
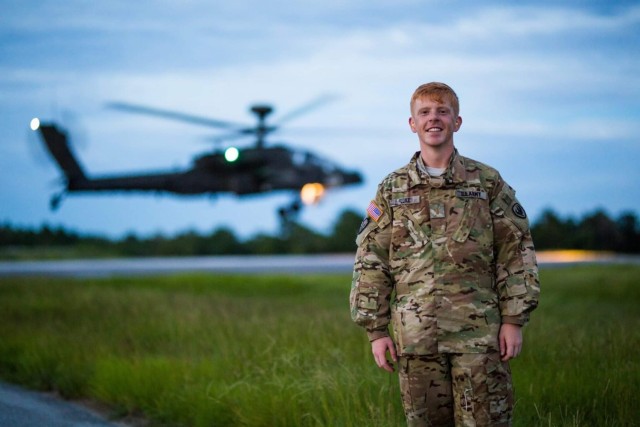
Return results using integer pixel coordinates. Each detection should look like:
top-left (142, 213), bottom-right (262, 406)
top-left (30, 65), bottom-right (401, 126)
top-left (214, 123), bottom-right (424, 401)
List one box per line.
top-left (278, 199), bottom-right (302, 234)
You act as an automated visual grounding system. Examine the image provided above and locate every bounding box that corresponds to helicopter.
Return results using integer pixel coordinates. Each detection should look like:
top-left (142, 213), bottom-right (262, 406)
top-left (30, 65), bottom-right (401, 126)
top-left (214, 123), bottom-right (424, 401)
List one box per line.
top-left (31, 97), bottom-right (363, 222)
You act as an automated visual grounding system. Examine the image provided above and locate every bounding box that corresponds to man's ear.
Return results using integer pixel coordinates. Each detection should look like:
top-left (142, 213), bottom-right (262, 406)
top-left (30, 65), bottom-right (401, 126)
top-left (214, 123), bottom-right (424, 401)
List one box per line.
top-left (455, 116), bottom-right (462, 131)
top-left (408, 117), bottom-right (417, 133)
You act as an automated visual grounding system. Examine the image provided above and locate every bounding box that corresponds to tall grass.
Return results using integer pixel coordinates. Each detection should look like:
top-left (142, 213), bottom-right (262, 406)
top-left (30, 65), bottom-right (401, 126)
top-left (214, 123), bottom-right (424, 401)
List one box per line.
top-left (513, 265), bottom-right (640, 426)
top-left (0, 265), bottom-right (638, 426)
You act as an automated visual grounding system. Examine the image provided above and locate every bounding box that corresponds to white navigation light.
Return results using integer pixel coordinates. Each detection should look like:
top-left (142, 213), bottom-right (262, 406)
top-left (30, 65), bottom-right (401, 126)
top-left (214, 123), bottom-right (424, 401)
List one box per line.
top-left (225, 147), bottom-right (239, 162)
top-left (300, 183), bottom-right (325, 205)
top-left (30, 118), bottom-right (40, 131)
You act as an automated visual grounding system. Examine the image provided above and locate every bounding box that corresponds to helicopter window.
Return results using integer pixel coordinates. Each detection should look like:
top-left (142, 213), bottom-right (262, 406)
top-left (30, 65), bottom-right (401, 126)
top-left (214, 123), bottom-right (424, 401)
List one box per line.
top-left (292, 151), bottom-right (307, 166)
top-left (304, 151), bottom-right (338, 172)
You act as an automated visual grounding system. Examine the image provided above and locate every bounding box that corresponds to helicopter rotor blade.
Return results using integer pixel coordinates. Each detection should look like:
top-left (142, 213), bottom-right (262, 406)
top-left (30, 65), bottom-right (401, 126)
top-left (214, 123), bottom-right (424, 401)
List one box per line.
top-left (107, 102), bottom-right (247, 130)
top-left (273, 93), bottom-right (340, 126)
top-left (203, 131), bottom-right (254, 145)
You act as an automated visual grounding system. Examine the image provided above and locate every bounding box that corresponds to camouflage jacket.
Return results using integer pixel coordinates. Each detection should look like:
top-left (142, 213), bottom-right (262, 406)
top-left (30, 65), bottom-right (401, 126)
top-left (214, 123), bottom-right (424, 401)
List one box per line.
top-left (350, 151), bottom-right (540, 355)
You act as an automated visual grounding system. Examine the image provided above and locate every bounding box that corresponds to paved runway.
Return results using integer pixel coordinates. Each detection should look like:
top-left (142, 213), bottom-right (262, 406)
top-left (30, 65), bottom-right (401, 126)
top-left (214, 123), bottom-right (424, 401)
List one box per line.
top-left (1, 252), bottom-right (639, 278)
top-left (0, 254), bottom-right (356, 277)
top-left (0, 381), bottom-right (120, 427)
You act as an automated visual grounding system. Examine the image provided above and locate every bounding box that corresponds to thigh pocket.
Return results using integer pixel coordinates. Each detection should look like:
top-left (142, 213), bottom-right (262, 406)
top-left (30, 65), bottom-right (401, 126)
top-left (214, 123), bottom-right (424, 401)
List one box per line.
top-left (486, 355), bottom-right (514, 423)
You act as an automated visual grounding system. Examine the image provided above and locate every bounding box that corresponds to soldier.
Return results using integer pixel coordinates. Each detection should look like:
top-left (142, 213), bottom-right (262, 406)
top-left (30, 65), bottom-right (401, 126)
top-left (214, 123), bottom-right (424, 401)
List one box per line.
top-left (350, 82), bottom-right (540, 426)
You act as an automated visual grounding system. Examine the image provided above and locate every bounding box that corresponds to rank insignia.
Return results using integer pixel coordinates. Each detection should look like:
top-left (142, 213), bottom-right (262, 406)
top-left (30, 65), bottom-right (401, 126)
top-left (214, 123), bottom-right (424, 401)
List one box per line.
top-left (430, 203), bottom-right (445, 219)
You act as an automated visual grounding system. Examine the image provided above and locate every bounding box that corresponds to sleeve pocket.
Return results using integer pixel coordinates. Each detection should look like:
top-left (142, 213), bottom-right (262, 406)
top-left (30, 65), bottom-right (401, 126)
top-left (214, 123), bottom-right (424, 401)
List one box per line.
top-left (505, 275), bottom-right (528, 297)
top-left (357, 286), bottom-right (379, 310)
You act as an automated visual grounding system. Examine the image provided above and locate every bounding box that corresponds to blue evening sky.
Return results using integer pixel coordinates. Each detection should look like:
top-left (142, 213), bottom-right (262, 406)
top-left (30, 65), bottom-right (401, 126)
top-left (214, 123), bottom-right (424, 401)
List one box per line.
top-left (1, 0), bottom-right (639, 239)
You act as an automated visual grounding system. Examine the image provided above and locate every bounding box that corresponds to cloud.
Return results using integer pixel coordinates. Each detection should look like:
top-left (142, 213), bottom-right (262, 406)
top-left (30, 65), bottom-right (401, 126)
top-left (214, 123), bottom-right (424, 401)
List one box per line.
top-left (454, 5), bottom-right (640, 38)
top-left (1, 1), bottom-right (639, 237)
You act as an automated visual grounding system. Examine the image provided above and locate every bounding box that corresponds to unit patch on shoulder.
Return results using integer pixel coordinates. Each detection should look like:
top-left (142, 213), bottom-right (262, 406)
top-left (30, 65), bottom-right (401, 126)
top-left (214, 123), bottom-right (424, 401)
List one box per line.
top-left (512, 203), bottom-right (527, 219)
top-left (358, 217), bottom-right (371, 234)
top-left (366, 200), bottom-right (383, 222)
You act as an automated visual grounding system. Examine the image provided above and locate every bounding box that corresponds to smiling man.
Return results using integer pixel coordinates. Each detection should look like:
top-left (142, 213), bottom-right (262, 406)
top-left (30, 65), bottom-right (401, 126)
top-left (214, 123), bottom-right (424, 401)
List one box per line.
top-left (350, 82), bottom-right (540, 426)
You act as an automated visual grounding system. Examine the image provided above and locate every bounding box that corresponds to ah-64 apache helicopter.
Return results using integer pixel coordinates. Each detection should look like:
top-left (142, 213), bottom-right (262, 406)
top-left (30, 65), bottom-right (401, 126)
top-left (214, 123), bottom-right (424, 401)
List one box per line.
top-left (31, 96), bottom-right (363, 222)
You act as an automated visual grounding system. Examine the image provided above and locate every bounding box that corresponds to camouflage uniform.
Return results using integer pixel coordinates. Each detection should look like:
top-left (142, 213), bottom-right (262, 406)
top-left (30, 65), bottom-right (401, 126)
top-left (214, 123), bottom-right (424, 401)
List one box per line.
top-left (350, 151), bottom-right (539, 426)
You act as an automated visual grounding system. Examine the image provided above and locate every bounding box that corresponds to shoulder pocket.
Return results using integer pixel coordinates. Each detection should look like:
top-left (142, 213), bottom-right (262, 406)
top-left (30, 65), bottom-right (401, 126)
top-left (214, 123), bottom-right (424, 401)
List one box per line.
top-left (492, 185), bottom-right (529, 234)
top-left (356, 218), bottom-right (376, 246)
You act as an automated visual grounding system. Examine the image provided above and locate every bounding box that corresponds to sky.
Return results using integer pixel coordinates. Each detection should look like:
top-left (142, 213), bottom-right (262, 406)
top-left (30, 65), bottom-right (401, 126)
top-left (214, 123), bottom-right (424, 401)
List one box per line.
top-left (1, 0), bottom-right (639, 240)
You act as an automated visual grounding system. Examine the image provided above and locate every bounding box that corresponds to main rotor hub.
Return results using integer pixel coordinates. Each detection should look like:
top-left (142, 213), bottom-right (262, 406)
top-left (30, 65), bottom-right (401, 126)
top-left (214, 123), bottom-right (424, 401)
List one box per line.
top-left (251, 105), bottom-right (274, 120)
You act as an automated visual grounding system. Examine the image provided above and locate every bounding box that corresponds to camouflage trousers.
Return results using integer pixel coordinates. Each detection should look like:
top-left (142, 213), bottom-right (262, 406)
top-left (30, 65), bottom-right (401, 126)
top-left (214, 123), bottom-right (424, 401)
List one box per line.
top-left (398, 352), bottom-right (513, 427)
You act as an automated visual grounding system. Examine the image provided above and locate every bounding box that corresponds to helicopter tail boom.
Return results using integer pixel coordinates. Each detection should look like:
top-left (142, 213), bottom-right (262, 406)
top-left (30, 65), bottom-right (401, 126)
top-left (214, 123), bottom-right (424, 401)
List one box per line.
top-left (36, 123), bottom-right (87, 182)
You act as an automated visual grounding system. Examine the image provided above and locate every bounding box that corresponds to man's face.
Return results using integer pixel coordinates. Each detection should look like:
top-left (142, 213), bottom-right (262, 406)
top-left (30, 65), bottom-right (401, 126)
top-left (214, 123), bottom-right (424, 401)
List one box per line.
top-left (409, 96), bottom-right (461, 150)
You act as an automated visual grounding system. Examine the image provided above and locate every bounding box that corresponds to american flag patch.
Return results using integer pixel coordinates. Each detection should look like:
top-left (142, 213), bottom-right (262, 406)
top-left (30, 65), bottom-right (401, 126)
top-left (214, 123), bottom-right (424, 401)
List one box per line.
top-left (366, 200), bottom-right (383, 222)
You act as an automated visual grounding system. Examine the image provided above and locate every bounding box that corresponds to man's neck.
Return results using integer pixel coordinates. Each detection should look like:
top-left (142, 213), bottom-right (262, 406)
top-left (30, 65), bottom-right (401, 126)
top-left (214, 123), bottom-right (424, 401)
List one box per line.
top-left (420, 145), bottom-right (454, 169)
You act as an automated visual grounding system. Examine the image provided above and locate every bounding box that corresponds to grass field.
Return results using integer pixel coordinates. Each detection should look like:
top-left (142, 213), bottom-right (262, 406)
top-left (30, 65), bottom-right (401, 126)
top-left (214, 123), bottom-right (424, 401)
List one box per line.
top-left (0, 265), bottom-right (638, 426)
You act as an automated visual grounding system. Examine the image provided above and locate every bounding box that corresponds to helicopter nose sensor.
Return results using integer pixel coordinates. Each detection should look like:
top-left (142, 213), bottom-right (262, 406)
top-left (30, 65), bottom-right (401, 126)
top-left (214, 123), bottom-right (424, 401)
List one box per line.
top-left (300, 183), bottom-right (325, 205)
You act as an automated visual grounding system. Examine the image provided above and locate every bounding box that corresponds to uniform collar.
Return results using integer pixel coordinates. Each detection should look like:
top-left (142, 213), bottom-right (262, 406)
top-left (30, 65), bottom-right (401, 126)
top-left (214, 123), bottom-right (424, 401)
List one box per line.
top-left (407, 149), bottom-right (467, 188)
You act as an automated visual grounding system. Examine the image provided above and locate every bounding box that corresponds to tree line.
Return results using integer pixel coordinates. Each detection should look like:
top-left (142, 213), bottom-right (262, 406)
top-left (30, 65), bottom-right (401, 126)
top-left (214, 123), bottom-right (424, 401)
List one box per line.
top-left (1, 208), bottom-right (639, 258)
top-left (531, 209), bottom-right (639, 253)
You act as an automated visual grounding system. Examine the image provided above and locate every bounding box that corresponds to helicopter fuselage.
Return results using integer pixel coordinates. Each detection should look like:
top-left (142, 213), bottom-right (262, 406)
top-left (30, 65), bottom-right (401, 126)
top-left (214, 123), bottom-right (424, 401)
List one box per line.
top-left (35, 123), bottom-right (362, 208)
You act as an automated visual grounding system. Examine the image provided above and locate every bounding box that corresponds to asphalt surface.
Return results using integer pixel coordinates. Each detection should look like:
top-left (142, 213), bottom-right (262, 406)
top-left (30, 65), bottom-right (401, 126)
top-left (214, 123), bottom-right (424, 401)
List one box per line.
top-left (0, 381), bottom-right (121, 427)
top-left (1, 253), bottom-right (639, 278)
top-left (0, 254), bottom-right (356, 277)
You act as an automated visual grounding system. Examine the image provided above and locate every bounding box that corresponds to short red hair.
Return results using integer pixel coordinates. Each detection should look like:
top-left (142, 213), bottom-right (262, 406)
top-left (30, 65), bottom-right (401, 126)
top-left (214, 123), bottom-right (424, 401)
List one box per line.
top-left (410, 82), bottom-right (460, 117)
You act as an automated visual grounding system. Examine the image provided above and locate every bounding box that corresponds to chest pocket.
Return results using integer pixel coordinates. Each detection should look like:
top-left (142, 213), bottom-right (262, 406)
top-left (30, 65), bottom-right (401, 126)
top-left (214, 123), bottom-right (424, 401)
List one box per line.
top-left (390, 195), bottom-right (429, 258)
top-left (451, 198), bottom-right (481, 243)
top-left (447, 190), bottom-right (494, 267)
